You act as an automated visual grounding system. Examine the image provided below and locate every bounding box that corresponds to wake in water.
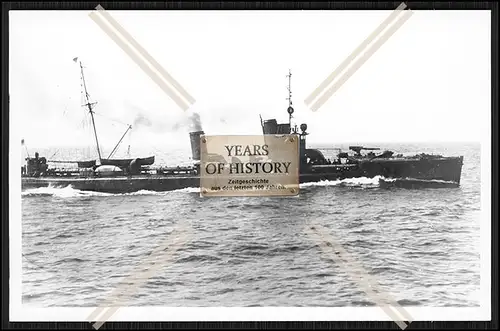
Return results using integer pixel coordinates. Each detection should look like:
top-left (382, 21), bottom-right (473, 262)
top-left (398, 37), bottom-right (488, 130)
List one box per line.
top-left (21, 175), bottom-right (458, 198)
top-left (21, 185), bottom-right (200, 198)
top-left (300, 176), bottom-right (384, 188)
top-left (21, 177), bottom-right (386, 198)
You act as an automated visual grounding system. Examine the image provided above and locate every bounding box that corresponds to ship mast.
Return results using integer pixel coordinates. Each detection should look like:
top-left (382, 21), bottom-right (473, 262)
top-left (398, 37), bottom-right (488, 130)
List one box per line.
top-left (79, 61), bottom-right (102, 163)
top-left (286, 69), bottom-right (295, 133)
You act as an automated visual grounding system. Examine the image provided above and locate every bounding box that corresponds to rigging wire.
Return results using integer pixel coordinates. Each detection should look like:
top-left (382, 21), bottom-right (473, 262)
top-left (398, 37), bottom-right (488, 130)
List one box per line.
top-left (93, 112), bottom-right (130, 128)
top-left (92, 111), bottom-right (135, 158)
top-left (49, 150), bottom-right (58, 159)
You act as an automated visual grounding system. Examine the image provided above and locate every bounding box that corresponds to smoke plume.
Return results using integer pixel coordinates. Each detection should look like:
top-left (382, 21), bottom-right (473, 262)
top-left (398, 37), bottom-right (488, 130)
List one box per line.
top-left (169, 111), bottom-right (203, 132)
top-left (133, 113), bottom-right (153, 128)
top-left (189, 112), bottom-right (203, 132)
top-left (124, 101), bottom-right (203, 133)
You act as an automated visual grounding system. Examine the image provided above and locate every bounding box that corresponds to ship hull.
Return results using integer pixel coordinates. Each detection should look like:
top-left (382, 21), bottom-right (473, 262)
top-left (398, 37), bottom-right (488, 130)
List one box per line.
top-left (21, 176), bottom-right (200, 194)
top-left (21, 156), bottom-right (464, 193)
top-left (21, 174), bottom-right (347, 194)
top-left (358, 156), bottom-right (464, 184)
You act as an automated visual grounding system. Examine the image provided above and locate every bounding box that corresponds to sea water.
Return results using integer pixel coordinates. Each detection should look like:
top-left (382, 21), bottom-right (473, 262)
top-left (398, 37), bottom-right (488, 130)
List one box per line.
top-left (20, 142), bottom-right (481, 307)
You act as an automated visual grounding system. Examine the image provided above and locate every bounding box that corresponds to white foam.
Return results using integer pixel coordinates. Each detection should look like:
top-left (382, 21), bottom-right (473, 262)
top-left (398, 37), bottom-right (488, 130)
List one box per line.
top-left (299, 176), bottom-right (385, 188)
top-left (21, 185), bottom-right (201, 198)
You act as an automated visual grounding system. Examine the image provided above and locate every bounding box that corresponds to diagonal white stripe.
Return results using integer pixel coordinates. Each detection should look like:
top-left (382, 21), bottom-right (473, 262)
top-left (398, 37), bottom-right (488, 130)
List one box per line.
top-left (310, 9), bottom-right (413, 112)
top-left (306, 223), bottom-right (414, 329)
top-left (94, 5), bottom-right (196, 105)
top-left (305, 2), bottom-right (408, 106)
top-left (87, 223), bottom-right (191, 329)
top-left (86, 6), bottom-right (198, 328)
top-left (89, 7), bottom-right (194, 111)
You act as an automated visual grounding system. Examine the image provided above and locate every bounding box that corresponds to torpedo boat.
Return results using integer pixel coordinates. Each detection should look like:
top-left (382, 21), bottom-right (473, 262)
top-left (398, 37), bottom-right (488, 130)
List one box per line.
top-left (20, 66), bottom-right (464, 193)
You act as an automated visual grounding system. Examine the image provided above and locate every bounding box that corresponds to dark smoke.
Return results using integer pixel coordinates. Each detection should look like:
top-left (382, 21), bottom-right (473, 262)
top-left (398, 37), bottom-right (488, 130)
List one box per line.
top-left (124, 102), bottom-right (203, 133)
top-left (189, 112), bottom-right (203, 132)
top-left (169, 111), bottom-right (203, 132)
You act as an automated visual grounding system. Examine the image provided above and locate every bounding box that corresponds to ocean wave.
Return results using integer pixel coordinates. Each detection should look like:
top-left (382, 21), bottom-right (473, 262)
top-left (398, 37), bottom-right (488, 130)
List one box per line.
top-left (21, 143), bottom-right (481, 308)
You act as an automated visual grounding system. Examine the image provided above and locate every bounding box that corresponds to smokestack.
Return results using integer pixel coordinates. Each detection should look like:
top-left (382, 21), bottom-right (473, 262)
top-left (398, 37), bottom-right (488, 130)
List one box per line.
top-left (189, 130), bottom-right (204, 161)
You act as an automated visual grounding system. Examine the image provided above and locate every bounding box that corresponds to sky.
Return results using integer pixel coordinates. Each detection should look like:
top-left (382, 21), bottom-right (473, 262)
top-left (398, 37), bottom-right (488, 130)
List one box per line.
top-left (9, 9), bottom-right (491, 158)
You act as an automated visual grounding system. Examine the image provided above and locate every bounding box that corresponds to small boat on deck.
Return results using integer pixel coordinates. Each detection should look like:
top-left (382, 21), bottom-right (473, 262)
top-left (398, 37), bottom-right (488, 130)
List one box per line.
top-left (100, 156), bottom-right (155, 168)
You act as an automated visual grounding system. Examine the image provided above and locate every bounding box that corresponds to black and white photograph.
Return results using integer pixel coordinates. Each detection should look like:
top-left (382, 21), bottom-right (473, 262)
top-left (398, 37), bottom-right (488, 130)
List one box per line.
top-left (9, 4), bottom-right (492, 326)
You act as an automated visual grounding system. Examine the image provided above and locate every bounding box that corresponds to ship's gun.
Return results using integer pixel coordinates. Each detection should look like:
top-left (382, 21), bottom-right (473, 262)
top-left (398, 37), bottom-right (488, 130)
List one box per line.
top-left (349, 146), bottom-right (381, 156)
top-left (369, 150), bottom-right (394, 160)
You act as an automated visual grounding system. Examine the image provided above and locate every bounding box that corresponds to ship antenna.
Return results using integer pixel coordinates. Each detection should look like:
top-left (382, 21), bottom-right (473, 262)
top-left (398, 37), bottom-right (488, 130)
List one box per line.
top-left (78, 60), bottom-right (102, 163)
top-left (286, 69), bottom-right (295, 131)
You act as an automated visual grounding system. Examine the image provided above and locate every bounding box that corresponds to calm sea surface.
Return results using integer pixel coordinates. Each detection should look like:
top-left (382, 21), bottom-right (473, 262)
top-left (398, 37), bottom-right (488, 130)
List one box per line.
top-left (21, 142), bottom-right (482, 307)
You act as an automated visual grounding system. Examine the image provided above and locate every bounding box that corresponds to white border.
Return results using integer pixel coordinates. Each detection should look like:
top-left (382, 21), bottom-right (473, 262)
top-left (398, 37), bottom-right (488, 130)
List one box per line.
top-left (9, 12), bottom-right (492, 325)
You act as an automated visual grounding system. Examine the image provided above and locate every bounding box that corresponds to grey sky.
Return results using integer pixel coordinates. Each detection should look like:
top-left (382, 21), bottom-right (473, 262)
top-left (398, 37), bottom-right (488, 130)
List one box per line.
top-left (10, 10), bottom-right (490, 152)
